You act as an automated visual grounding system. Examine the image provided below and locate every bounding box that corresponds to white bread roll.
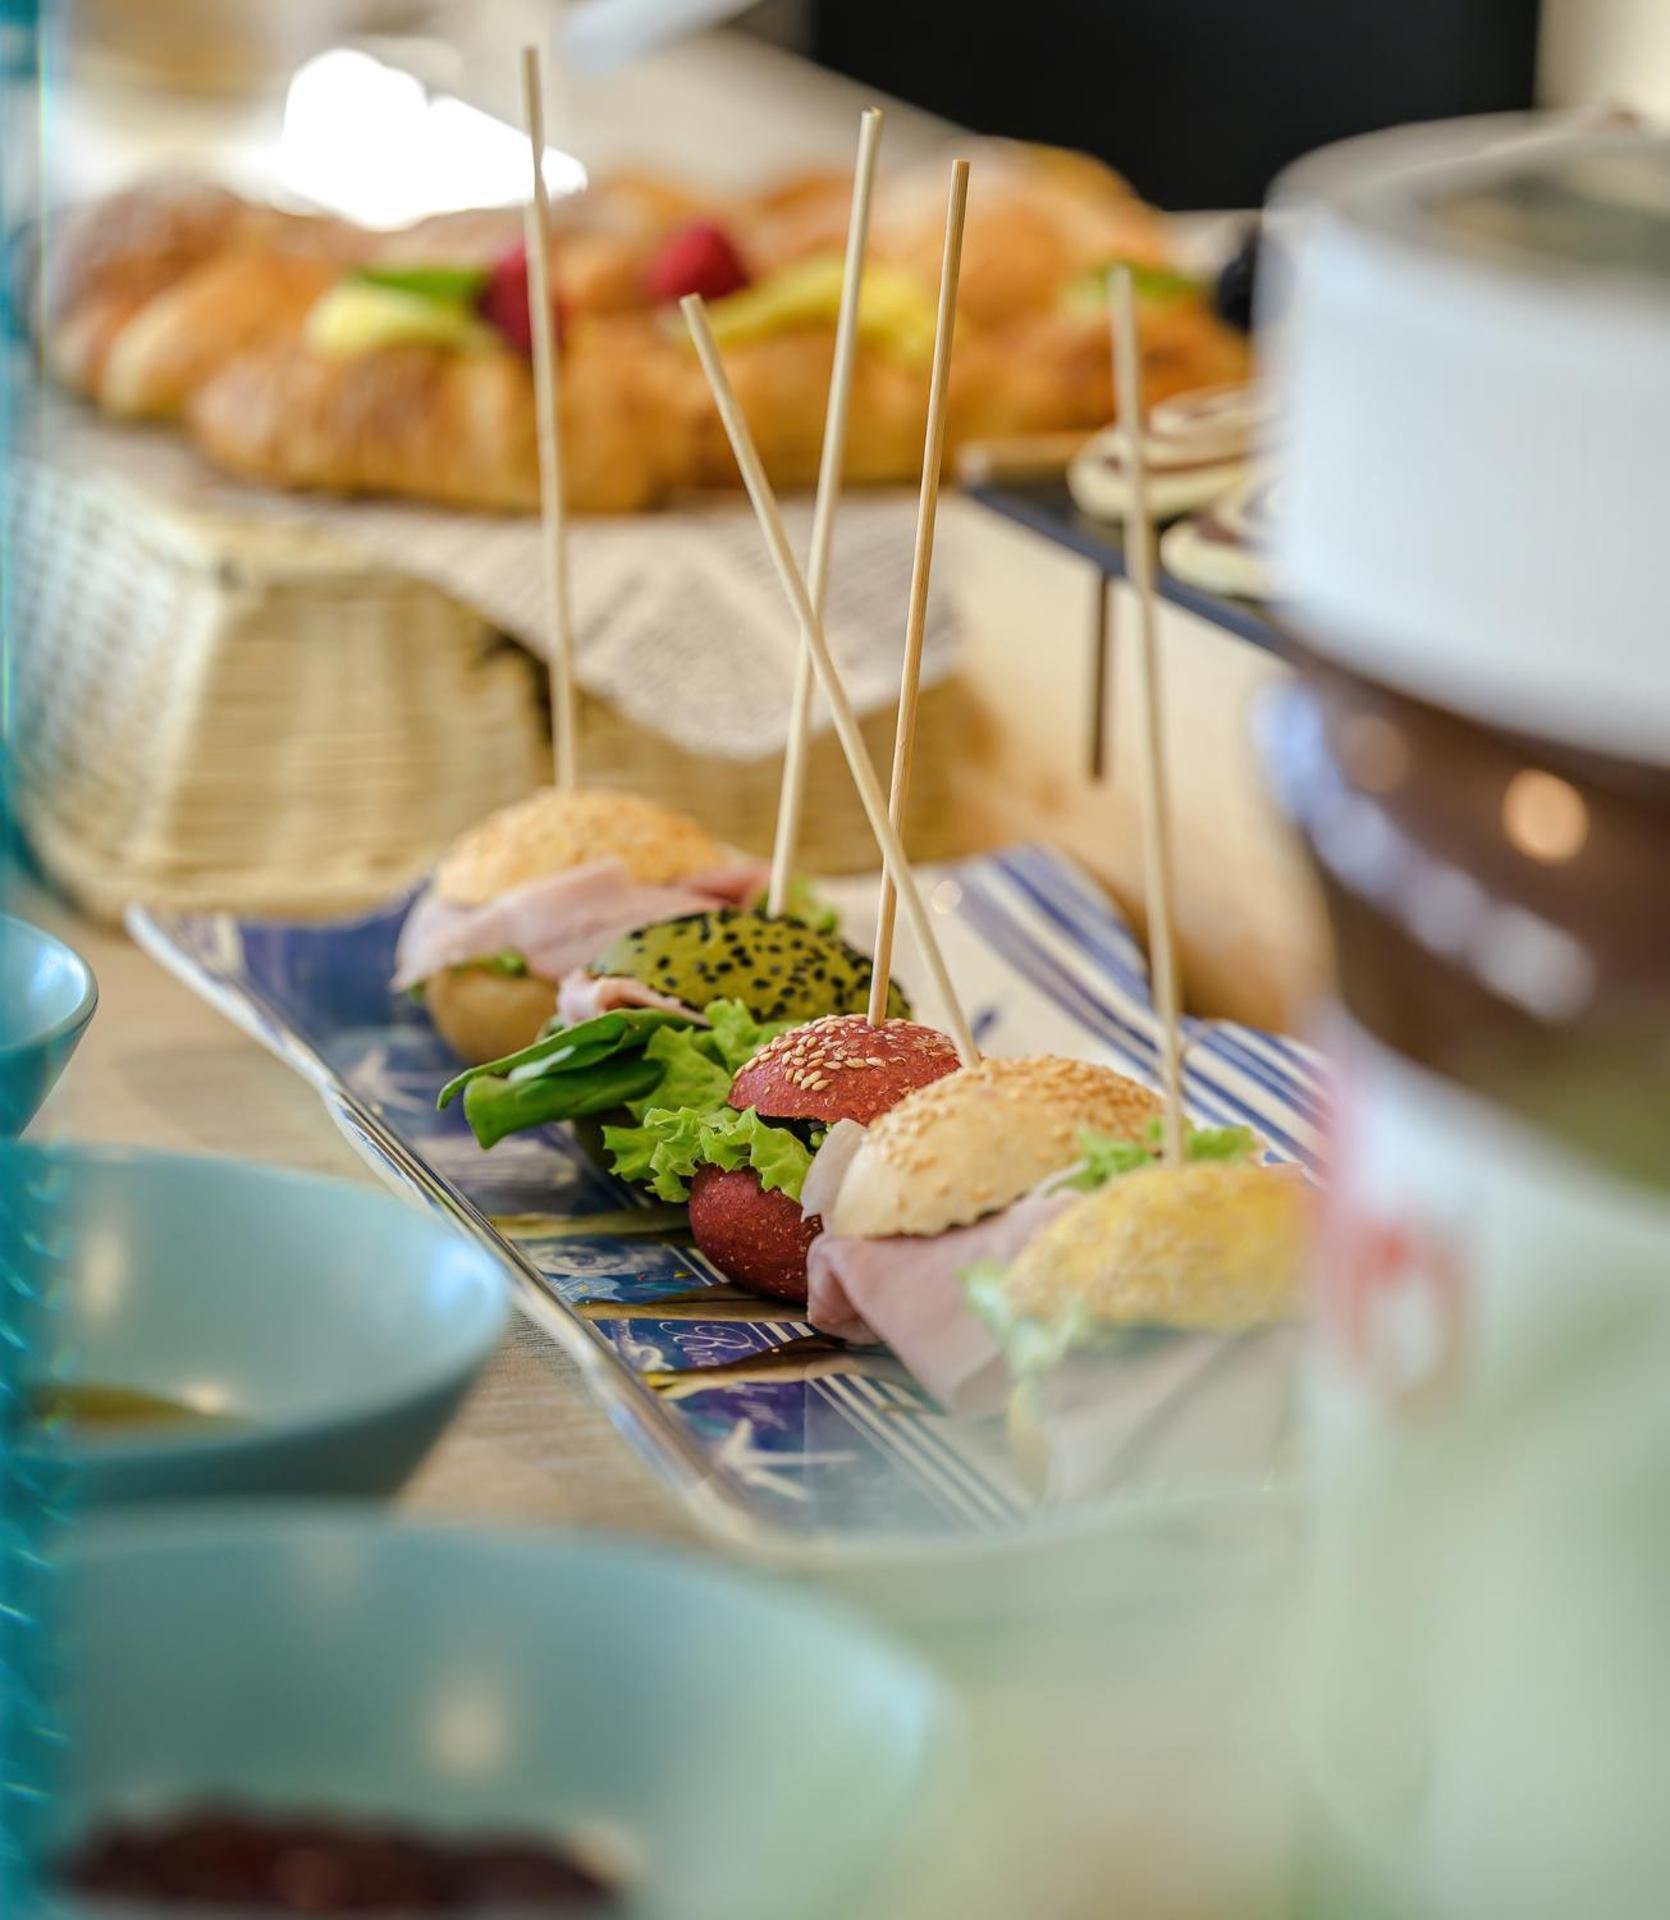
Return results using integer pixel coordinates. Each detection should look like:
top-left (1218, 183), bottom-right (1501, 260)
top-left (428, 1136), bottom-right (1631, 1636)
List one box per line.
top-left (1004, 1160), bottom-right (1307, 1332)
top-left (435, 786), bottom-right (728, 906)
top-left (422, 968), bottom-right (560, 1066)
top-left (826, 1055), bottom-right (1162, 1240)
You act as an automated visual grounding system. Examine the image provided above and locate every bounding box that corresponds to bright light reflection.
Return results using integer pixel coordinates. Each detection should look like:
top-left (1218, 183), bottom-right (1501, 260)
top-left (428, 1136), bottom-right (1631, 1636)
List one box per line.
top-left (178, 1381), bottom-right (234, 1416)
top-left (75, 1221), bottom-right (128, 1327)
top-left (1502, 768), bottom-right (1589, 866)
top-left (279, 49), bottom-right (587, 228)
top-left (428, 1677), bottom-right (512, 1777)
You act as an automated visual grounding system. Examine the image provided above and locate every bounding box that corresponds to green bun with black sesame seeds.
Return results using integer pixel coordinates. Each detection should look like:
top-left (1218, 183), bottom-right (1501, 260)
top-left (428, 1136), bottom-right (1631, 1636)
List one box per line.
top-left (593, 909), bottom-right (910, 1025)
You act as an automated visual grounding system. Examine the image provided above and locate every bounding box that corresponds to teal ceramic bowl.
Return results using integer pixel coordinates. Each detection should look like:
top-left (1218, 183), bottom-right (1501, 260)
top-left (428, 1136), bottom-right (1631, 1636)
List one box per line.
top-left (57, 1512), bottom-right (953, 1920)
top-left (0, 914), bottom-right (97, 1134)
top-left (23, 1146), bottom-right (509, 1503)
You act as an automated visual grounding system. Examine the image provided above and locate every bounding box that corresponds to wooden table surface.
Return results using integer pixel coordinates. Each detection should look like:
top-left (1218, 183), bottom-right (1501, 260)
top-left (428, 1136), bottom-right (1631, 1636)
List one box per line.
top-left (20, 18), bottom-right (1309, 1916)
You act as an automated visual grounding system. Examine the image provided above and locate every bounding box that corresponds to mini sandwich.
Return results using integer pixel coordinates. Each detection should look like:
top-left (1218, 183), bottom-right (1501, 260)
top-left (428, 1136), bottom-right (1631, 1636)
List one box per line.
top-left (392, 787), bottom-right (767, 1063)
top-left (440, 920), bottom-right (910, 1154)
top-left (969, 1159), bottom-right (1307, 1356)
top-left (967, 1159), bottom-right (1307, 1501)
top-left (678, 1014), bottom-right (962, 1303)
top-left (803, 1056), bottom-right (1166, 1405)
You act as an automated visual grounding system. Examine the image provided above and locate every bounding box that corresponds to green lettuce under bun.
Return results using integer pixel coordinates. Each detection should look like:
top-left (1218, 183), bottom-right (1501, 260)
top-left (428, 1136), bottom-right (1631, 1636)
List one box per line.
top-left (599, 1004), bottom-right (820, 1202)
top-left (1065, 1119), bottom-right (1255, 1192)
top-left (603, 1103), bottom-right (817, 1206)
top-left (439, 1000), bottom-right (793, 1154)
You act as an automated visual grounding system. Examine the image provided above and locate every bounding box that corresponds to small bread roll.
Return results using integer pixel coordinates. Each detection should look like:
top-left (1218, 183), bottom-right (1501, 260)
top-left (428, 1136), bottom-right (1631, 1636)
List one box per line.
top-left (828, 1056), bottom-right (1162, 1240)
top-left (435, 788), bottom-right (728, 906)
top-left (1004, 1161), bottom-right (1307, 1332)
top-left (422, 967), bottom-right (560, 1067)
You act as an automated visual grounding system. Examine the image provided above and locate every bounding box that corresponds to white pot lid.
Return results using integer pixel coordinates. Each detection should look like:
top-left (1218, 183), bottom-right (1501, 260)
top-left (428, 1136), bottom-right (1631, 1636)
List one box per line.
top-left (1270, 130), bottom-right (1670, 766)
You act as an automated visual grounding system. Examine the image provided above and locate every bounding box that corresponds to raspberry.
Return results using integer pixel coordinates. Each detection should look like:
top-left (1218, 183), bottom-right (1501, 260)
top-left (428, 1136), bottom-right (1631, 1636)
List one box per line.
top-left (479, 242), bottom-right (567, 355)
top-left (643, 220), bottom-right (750, 305)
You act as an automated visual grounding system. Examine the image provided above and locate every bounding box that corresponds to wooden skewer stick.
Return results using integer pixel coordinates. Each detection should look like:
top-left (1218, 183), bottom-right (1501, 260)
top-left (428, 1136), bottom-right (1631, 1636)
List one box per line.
top-left (521, 44), bottom-right (578, 791)
top-left (682, 294), bottom-right (978, 1067)
top-left (1110, 265), bottom-right (1185, 1166)
top-left (868, 157), bottom-right (969, 1026)
top-left (766, 107), bottom-right (885, 918)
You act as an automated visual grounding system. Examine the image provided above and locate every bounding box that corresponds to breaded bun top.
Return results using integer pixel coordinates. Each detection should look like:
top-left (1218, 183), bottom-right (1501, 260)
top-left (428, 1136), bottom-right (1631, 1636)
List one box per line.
top-left (730, 1015), bottom-right (961, 1126)
top-left (436, 787), bottom-right (727, 906)
top-left (1003, 1161), bottom-right (1307, 1332)
top-left (827, 1055), bottom-right (1162, 1240)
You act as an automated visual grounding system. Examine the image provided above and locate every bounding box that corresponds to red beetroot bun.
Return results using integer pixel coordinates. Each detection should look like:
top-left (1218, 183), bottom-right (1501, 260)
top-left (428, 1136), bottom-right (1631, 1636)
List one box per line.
top-left (729, 1015), bottom-right (961, 1126)
top-left (692, 1017), bottom-right (963, 1306)
top-left (688, 1166), bottom-right (821, 1303)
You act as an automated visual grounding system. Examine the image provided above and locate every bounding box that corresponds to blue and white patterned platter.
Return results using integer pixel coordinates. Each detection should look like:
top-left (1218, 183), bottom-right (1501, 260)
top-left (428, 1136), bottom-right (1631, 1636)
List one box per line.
top-left (130, 846), bottom-right (1322, 1558)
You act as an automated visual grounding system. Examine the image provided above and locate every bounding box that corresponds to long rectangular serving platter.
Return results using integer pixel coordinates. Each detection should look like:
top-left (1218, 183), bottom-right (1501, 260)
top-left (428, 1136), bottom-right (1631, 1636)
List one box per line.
top-left (131, 845), bottom-right (1322, 1560)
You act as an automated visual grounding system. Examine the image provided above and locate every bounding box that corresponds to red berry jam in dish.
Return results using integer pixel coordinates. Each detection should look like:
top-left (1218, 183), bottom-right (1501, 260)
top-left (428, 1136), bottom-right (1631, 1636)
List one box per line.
top-left (61, 1806), bottom-right (620, 1912)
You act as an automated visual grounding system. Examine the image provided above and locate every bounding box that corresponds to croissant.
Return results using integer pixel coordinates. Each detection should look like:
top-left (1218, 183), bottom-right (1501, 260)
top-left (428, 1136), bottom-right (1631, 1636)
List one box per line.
top-left (187, 316), bottom-right (707, 515)
top-left (52, 153), bottom-right (1254, 516)
top-left (99, 247), bottom-right (347, 419)
top-left (38, 180), bottom-right (352, 395)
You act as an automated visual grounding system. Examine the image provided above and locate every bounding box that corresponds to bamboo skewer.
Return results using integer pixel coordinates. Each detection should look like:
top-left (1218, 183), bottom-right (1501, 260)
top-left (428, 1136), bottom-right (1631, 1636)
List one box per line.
top-left (521, 44), bottom-right (579, 791)
top-left (682, 294), bottom-right (978, 1068)
top-left (1110, 265), bottom-right (1185, 1166)
top-left (867, 157), bottom-right (969, 1026)
top-left (766, 107), bottom-right (885, 918)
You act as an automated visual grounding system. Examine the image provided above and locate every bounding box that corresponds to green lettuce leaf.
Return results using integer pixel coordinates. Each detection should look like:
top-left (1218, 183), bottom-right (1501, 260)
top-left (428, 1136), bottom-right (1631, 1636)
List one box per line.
top-left (461, 1051), bottom-right (667, 1149)
top-left (443, 995), bottom-right (792, 1159)
top-left (697, 1106), bottom-right (814, 1199)
top-left (602, 1102), bottom-right (813, 1205)
top-left (635, 1024), bottom-right (733, 1118)
top-left (603, 1105), bottom-right (711, 1202)
top-left (437, 1007), bottom-right (693, 1110)
top-left (1067, 1120), bottom-right (1255, 1190)
top-left (704, 1000), bottom-right (793, 1075)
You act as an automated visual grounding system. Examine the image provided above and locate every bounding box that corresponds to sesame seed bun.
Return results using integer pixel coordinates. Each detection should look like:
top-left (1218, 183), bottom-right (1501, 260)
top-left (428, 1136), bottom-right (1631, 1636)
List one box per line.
top-left (1002, 1161), bottom-right (1307, 1331)
top-left (595, 911), bottom-right (909, 1026)
top-left (729, 1015), bottom-right (961, 1125)
top-left (827, 1055), bottom-right (1163, 1240)
top-left (435, 787), bottom-right (728, 907)
top-left (689, 1016), bottom-right (961, 1305)
top-left (422, 967), bottom-right (559, 1066)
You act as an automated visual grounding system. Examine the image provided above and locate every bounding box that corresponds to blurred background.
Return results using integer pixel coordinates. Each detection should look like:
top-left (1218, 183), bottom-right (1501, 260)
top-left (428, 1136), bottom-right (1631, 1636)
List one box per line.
top-left (26, 0), bottom-right (1670, 201)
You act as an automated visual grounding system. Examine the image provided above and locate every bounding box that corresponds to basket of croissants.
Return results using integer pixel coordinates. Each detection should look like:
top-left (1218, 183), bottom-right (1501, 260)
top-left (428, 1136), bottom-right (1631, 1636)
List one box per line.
top-left (8, 140), bottom-right (1248, 918)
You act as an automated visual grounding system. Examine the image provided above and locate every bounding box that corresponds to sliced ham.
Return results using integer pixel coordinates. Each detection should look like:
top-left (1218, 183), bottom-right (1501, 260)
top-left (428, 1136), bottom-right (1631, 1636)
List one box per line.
top-left (391, 855), bottom-right (767, 992)
top-left (555, 970), bottom-right (705, 1027)
top-left (806, 1190), bottom-right (1077, 1417)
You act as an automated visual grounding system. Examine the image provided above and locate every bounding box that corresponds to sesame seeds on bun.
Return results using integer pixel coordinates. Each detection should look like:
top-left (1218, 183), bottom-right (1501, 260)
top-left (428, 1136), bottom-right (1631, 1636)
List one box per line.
top-left (730, 1015), bottom-right (962, 1125)
top-left (435, 788), bottom-right (728, 906)
top-left (686, 1015), bottom-right (962, 1306)
top-left (826, 1055), bottom-right (1164, 1241)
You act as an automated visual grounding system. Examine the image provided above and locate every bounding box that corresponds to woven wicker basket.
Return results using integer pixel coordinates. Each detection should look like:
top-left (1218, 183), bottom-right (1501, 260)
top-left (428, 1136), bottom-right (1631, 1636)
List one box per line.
top-left (7, 459), bottom-right (547, 920)
top-left (6, 459), bottom-right (981, 921)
